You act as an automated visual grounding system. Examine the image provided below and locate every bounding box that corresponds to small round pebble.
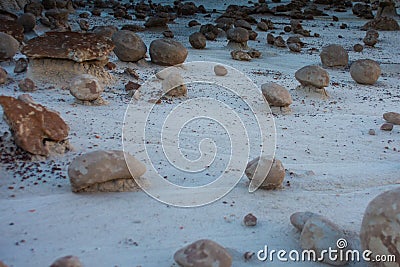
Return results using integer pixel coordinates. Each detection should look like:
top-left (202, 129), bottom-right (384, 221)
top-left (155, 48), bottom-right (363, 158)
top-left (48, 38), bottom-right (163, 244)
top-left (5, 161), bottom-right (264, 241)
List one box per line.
top-left (368, 129), bottom-right (376, 135)
top-left (353, 44), bottom-right (363, 52)
top-left (214, 65), bottom-right (228, 76)
top-left (244, 213), bottom-right (257, 226)
top-left (380, 123), bottom-right (393, 131)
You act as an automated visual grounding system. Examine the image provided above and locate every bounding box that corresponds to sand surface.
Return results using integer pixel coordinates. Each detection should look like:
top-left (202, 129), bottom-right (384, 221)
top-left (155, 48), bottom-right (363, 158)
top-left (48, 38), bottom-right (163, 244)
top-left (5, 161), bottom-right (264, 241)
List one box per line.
top-left (0, 1), bottom-right (399, 266)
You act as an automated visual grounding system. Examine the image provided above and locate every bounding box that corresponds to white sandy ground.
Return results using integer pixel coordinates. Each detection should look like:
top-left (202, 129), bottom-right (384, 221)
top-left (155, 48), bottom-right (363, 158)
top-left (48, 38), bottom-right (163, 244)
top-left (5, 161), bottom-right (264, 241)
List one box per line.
top-left (1, 0), bottom-right (400, 266)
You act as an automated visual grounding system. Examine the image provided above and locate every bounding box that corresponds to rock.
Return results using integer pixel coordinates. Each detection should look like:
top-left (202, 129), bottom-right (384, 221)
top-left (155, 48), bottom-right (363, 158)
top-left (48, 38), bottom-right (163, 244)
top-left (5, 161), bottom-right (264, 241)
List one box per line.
top-left (162, 30), bottom-right (174, 38)
top-left (0, 0), bottom-right (30, 12)
top-left (352, 3), bottom-right (373, 19)
top-left (247, 48), bottom-right (261, 59)
top-left (353, 43), bottom-right (364, 52)
top-left (363, 29), bottom-right (379, 46)
top-left (376, 0), bottom-right (398, 19)
top-left (360, 187), bottom-right (400, 265)
top-left (0, 18), bottom-right (24, 42)
top-left (24, 2), bottom-right (43, 17)
top-left (257, 21), bottom-right (269, 31)
top-left (18, 77), bottom-right (36, 92)
top-left (68, 150), bottom-right (146, 193)
top-left (50, 255), bottom-right (83, 267)
top-left (188, 20), bottom-right (200, 27)
top-left (121, 24), bottom-right (145, 32)
top-left (295, 65), bottom-right (330, 88)
top-left (92, 25), bottom-right (118, 39)
top-left (245, 157), bottom-right (285, 190)
top-left (0, 67), bottom-right (7, 84)
top-left (290, 211), bottom-right (324, 231)
top-left (274, 36), bottom-right (286, 48)
top-left (0, 95), bottom-right (69, 156)
top-left (78, 19), bottom-right (89, 31)
top-left (144, 16), bottom-right (168, 28)
top-left (149, 38), bottom-right (188, 66)
top-left (17, 12), bottom-right (35, 32)
top-left (288, 43), bottom-right (301, 52)
top-left (69, 74), bottom-right (104, 102)
top-left (199, 24), bottom-right (219, 41)
top-left (261, 82), bottom-right (292, 107)
top-left (0, 260), bottom-right (9, 267)
top-left (368, 129), bottom-right (376, 135)
top-left (231, 50), bottom-right (251, 61)
top-left (266, 33), bottom-right (275, 44)
top-left (350, 59), bottom-right (381, 85)
top-left (227, 27), bottom-right (249, 43)
top-left (244, 213), bottom-right (257, 226)
top-left (162, 71), bottom-right (187, 97)
top-left (189, 32), bottom-right (206, 49)
top-left (248, 30), bottom-right (258, 41)
top-left (14, 57), bottom-right (28, 73)
top-left (174, 239), bottom-right (232, 267)
top-left (319, 44), bottom-right (349, 67)
top-left (234, 19), bottom-right (252, 30)
top-left (22, 31), bottom-right (114, 63)
top-left (383, 112), bottom-right (400, 125)
top-left (362, 17), bottom-right (400, 31)
top-left (300, 216), bottom-right (350, 265)
top-left (214, 65), bottom-right (228, 76)
top-left (380, 123), bottom-right (394, 131)
top-left (0, 32), bottom-right (19, 61)
top-left (44, 8), bottom-right (70, 30)
top-left (112, 30), bottom-right (147, 62)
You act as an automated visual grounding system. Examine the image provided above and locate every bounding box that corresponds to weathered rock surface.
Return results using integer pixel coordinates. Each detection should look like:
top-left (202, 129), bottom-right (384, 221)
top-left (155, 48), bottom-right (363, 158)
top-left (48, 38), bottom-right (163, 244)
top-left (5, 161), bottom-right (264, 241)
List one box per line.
top-left (0, 32), bottom-right (19, 61)
top-left (350, 59), bottom-right (381, 85)
top-left (112, 30), bottom-right (147, 62)
top-left (362, 17), bottom-right (400, 31)
top-left (383, 112), bottom-right (400, 125)
top-left (0, 95), bottom-right (69, 156)
top-left (174, 239), bottom-right (232, 267)
top-left (22, 31), bottom-right (115, 63)
top-left (189, 32), bottom-right (206, 49)
top-left (214, 65), bottom-right (228, 76)
top-left (0, 18), bottom-right (24, 42)
top-left (149, 38), bottom-right (188, 66)
top-left (162, 71), bottom-right (187, 97)
top-left (360, 187), bottom-right (400, 266)
top-left (320, 44), bottom-right (349, 67)
top-left (69, 74), bottom-right (104, 102)
top-left (245, 156), bottom-right (285, 190)
top-left (295, 65), bottom-right (330, 88)
top-left (261, 82), bottom-right (292, 107)
top-left (68, 150), bottom-right (146, 193)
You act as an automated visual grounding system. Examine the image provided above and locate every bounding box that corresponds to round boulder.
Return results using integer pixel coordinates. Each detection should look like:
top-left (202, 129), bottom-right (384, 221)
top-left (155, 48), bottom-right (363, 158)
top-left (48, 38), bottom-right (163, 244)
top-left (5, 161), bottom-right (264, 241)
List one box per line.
top-left (227, 27), bottom-right (249, 43)
top-left (350, 59), bottom-right (381, 85)
top-left (112, 30), bottom-right (147, 62)
top-left (69, 74), bottom-right (104, 101)
top-left (360, 187), bottom-right (400, 266)
top-left (245, 156), bottom-right (285, 190)
top-left (189, 32), bottom-right (206, 49)
top-left (261, 82), bottom-right (293, 107)
top-left (320, 44), bottom-right (348, 67)
top-left (149, 39), bottom-right (188, 66)
top-left (0, 32), bottom-right (19, 61)
top-left (17, 12), bottom-right (36, 33)
top-left (295, 65), bottom-right (330, 88)
top-left (214, 65), bottom-right (228, 76)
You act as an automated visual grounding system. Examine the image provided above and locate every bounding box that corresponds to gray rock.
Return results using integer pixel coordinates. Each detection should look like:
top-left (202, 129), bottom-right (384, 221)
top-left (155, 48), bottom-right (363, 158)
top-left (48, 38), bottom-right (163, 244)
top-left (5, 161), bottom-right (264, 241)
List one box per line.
top-left (300, 216), bottom-right (350, 266)
top-left (320, 44), bottom-right (348, 67)
top-left (0, 32), bottom-right (19, 61)
top-left (257, 21), bottom-right (269, 31)
top-left (50, 255), bottom-right (83, 267)
top-left (68, 150), bottom-right (146, 193)
top-left (288, 43), bottom-right (301, 52)
top-left (214, 65), bottom-right (228, 76)
top-left (227, 27), bottom-right (249, 43)
top-left (69, 74), bottom-right (103, 101)
top-left (360, 187), bottom-right (400, 266)
top-left (149, 38), bottom-right (188, 66)
top-left (383, 112), bottom-right (400, 125)
top-left (261, 82), bottom-right (292, 107)
top-left (174, 239), bottom-right (232, 267)
top-left (350, 59), bottom-right (381, 85)
top-left (230, 50), bottom-right (251, 61)
top-left (18, 78), bottom-right (36, 92)
top-left (274, 36), bottom-right (286, 48)
top-left (0, 67), bottom-right (7, 84)
top-left (14, 58), bottom-right (28, 73)
top-left (234, 19), bottom-right (252, 30)
top-left (17, 12), bottom-right (36, 32)
top-left (189, 32), bottom-right (206, 49)
top-left (245, 157), bottom-right (285, 190)
top-left (290, 211), bottom-right (324, 231)
top-left (295, 65), bottom-right (330, 88)
top-left (112, 30), bottom-right (147, 62)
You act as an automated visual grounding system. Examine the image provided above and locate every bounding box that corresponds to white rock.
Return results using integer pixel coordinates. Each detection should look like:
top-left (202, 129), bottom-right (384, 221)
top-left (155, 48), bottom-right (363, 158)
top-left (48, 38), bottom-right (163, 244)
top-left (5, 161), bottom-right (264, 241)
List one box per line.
top-left (162, 71), bottom-right (187, 97)
top-left (245, 157), bottom-right (285, 190)
top-left (69, 74), bottom-right (104, 101)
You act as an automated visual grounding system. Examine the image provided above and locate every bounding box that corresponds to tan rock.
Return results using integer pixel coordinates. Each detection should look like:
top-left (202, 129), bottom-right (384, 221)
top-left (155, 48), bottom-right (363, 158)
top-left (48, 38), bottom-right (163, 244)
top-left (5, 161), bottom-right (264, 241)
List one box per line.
top-left (0, 32), bottom-right (19, 61)
top-left (69, 74), bottom-right (104, 102)
top-left (22, 31), bottom-right (115, 63)
top-left (0, 95), bottom-right (69, 156)
top-left (350, 59), bottom-right (381, 85)
top-left (112, 30), bottom-right (147, 62)
top-left (0, 67), bottom-right (7, 84)
top-left (295, 65), bottom-right (330, 88)
top-left (231, 50), bottom-right (251, 61)
top-left (174, 239), bottom-right (232, 267)
top-left (189, 32), bottom-right (206, 49)
top-left (245, 157), bottom-right (285, 190)
top-left (149, 38), bottom-right (188, 66)
top-left (214, 65), bottom-right (228, 76)
top-left (320, 44), bottom-right (349, 67)
top-left (68, 150), bottom-right (146, 193)
top-left (383, 112), bottom-right (400, 125)
top-left (162, 71), bottom-right (187, 97)
top-left (261, 82), bottom-right (292, 107)
top-left (50, 255), bottom-right (83, 267)
top-left (360, 187), bottom-right (400, 267)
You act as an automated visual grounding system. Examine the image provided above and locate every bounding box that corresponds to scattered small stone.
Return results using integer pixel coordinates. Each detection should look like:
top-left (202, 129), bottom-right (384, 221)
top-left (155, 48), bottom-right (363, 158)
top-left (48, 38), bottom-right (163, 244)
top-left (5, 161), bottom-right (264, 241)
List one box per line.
top-left (257, 21), bottom-right (268, 31)
top-left (149, 38), bottom-right (188, 66)
top-left (125, 81), bottom-right (141, 92)
top-left (274, 36), bottom-right (286, 48)
top-left (50, 255), bottom-right (83, 267)
top-left (18, 78), bottom-right (36, 92)
top-left (332, 15), bottom-right (339, 22)
top-left (24, 2), bottom-right (44, 17)
top-left (231, 50), bottom-right (251, 61)
top-left (295, 65), bottom-right (330, 89)
top-left (284, 25), bottom-right (292, 32)
top-left (124, 68), bottom-right (140, 79)
top-left (162, 71), bottom-right (187, 97)
top-left (0, 67), bottom-right (7, 84)
top-left (188, 20), bottom-right (200, 27)
top-left (112, 30), bottom-right (147, 62)
top-left (248, 30), bottom-right (258, 41)
top-left (189, 32), bottom-right (206, 49)
top-left (266, 33), bottom-right (275, 45)
top-left (78, 19), bottom-right (89, 31)
top-left (92, 25), bottom-right (118, 39)
top-left (245, 157), bottom-right (285, 190)
top-left (261, 82), bottom-right (292, 108)
top-left (288, 42), bottom-right (301, 52)
top-left (247, 48), bottom-right (261, 58)
top-left (174, 239), bottom-right (232, 267)
top-left (144, 16), bottom-right (168, 28)
top-left (380, 123), bottom-right (393, 131)
top-left (17, 12), bottom-right (36, 33)
top-left (350, 59), bottom-right (381, 85)
top-left (214, 65), bottom-right (228, 76)
top-left (69, 74), bottom-right (104, 103)
top-left (0, 32), bottom-right (19, 61)
top-left (234, 19), bottom-right (252, 30)
top-left (68, 150), bottom-right (146, 193)
top-left (319, 44), bottom-right (348, 67)
top-left (360, 188), bottom-right (400, 263)
top-left (383, 112), bottom-right (400, 125)
top-left (368, 129), bottom-right (376, 135)
top-left (353, 44), bottom-right (364, 52)
top-left (163, 30), bottom-right (174, 38)
top-left (243, 213), bottom-right (257, 226)
top-left (363, 29), bottom-right (379, 47)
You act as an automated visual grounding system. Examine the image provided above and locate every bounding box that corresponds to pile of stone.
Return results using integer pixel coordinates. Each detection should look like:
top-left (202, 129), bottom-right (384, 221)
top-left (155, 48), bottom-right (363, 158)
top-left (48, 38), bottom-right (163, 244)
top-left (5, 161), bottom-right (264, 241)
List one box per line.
top-left (21, 31), bottom-right (115, 86)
